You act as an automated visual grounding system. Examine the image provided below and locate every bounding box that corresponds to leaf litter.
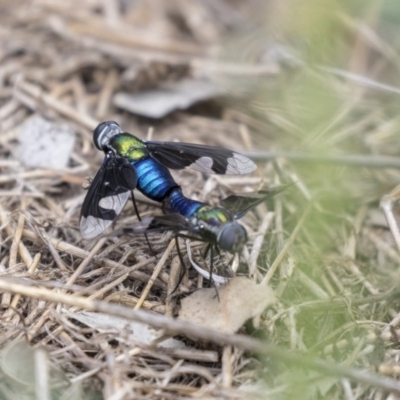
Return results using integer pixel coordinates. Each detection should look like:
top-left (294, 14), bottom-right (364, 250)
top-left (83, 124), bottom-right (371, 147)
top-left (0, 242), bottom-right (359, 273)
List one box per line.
top-left (62, 309), bottom-right (190, 349)
top-left (179, 277), bottom-right (276, 334)
top-left (1, 0), bottom-right (400, 399)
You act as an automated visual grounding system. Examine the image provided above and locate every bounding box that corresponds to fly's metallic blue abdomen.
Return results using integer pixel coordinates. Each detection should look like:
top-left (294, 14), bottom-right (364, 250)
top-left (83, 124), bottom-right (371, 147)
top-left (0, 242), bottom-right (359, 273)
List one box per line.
top-left (133, 157), bottom-right (204, 217)
top-left (167, 188), bottom-right (203, 218)
top-left (134, 157), bottom-right (178, 202)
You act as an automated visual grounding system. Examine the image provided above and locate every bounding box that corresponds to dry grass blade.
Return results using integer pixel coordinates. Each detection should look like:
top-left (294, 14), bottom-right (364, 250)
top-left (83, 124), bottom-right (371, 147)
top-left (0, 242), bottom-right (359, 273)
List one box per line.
top-left (262, 206), bottom-right (310, 285)
top-left (134, 240), bottom-right (175, 310)
top-left (0, 278), bottom-right (400, 394)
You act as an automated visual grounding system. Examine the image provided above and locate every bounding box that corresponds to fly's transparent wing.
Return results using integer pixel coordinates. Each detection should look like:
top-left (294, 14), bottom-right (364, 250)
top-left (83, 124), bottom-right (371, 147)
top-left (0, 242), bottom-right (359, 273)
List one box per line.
top-left (221, 185), bottom-right (290, 219)
top-left (146, 141), bottom-right (256, 175)
top-left (80, 156), bottom-right (137, 239)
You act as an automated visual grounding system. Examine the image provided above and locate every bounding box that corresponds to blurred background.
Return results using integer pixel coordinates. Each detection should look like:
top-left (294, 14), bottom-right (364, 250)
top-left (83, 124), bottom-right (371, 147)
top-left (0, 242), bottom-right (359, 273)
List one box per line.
top-left (2, 0), bottom-right (400, 399)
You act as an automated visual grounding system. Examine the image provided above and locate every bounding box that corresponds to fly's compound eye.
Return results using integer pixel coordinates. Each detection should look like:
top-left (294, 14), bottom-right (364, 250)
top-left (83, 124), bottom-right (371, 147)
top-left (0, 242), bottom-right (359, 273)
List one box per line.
top-left (93, 121), bottom-right (122, 151)
top-left (217, 223), bottom-right (248, 252)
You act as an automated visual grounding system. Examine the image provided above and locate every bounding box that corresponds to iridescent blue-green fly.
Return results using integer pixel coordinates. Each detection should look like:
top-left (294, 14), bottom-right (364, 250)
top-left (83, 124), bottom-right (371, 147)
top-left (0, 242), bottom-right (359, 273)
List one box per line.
top-left (80, 121), bottom-right (257, 240)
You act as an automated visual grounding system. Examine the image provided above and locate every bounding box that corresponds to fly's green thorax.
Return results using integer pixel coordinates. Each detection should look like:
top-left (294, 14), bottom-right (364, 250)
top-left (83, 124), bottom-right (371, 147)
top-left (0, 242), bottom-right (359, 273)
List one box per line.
top-left (109, 133), bottom-right (148, 161)
top-left (196, 206), bottom-right (233, 227)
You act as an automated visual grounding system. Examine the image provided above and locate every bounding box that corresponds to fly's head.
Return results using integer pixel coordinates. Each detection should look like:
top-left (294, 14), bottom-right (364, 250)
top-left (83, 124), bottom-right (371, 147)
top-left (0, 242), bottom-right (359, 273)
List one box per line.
top-left (93, 121), bottom-right (123, 152)
top-left (216, 222), bottom-right (248, 253)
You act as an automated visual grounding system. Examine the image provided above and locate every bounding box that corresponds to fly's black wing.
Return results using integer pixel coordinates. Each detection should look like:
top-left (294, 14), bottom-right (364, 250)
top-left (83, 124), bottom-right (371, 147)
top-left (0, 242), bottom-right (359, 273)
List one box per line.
top-left (116, 213), bottom-right (195, 236)
top-left (146, 141), bottom-right (256, 175)
top-left (80, 155), bottom-right (137, 239)
top-left (221, 185), bottom-right (290, 220)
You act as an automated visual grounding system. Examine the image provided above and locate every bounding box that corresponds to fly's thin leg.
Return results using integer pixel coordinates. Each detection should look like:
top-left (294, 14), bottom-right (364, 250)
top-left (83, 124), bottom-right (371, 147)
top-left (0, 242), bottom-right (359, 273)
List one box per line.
top-left (130, 191), bottom-right (157, 257)
top-left (175, 235), bottom-right (187, 272)
top-left (209, 245), bottom-right (220, 299)
top-left (168, 235), bottom-right (189, 295)
top-left (176, 233), bottom-right (207, 242)
top-left (171, 234), bottom-right (211, 293)
top-left (208, 245), bottom-right (214, 287)
top-left (203, 243), bottom-right (211, 260)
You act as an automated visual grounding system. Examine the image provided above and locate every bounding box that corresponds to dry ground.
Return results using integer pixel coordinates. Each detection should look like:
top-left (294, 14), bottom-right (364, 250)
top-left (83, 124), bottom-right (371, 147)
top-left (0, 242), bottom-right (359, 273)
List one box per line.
top-left (1, 0), bottom-right (400, 399)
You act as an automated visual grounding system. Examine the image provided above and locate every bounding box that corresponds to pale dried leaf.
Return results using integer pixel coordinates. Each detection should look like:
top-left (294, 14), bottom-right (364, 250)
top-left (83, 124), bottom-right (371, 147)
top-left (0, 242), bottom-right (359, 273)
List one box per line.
top-left (16, 115), bottom-right (75, 169)
top-left (63, 309), bottom-right (188, 349)
top-left (113, 78), bottom-right (223, 118)
top-left (178, 277), bottom-right (276, 334)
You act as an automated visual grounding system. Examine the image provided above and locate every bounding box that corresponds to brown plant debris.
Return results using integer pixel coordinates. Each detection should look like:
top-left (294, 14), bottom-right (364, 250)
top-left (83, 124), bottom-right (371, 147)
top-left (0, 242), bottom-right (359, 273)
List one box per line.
top-left (2, 0), bottom-right (400, 399)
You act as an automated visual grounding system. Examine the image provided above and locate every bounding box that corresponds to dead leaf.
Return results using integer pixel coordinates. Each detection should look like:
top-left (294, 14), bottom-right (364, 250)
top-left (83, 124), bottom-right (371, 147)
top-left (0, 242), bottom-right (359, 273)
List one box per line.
top-left (178, 277), bottom-right (276, 334)
top-left (113, 78), bottom-right (223, 118)
top-left (63, 309), bottom-right (189, 349)
top-left (16, 115), bottom-right (75, 169)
